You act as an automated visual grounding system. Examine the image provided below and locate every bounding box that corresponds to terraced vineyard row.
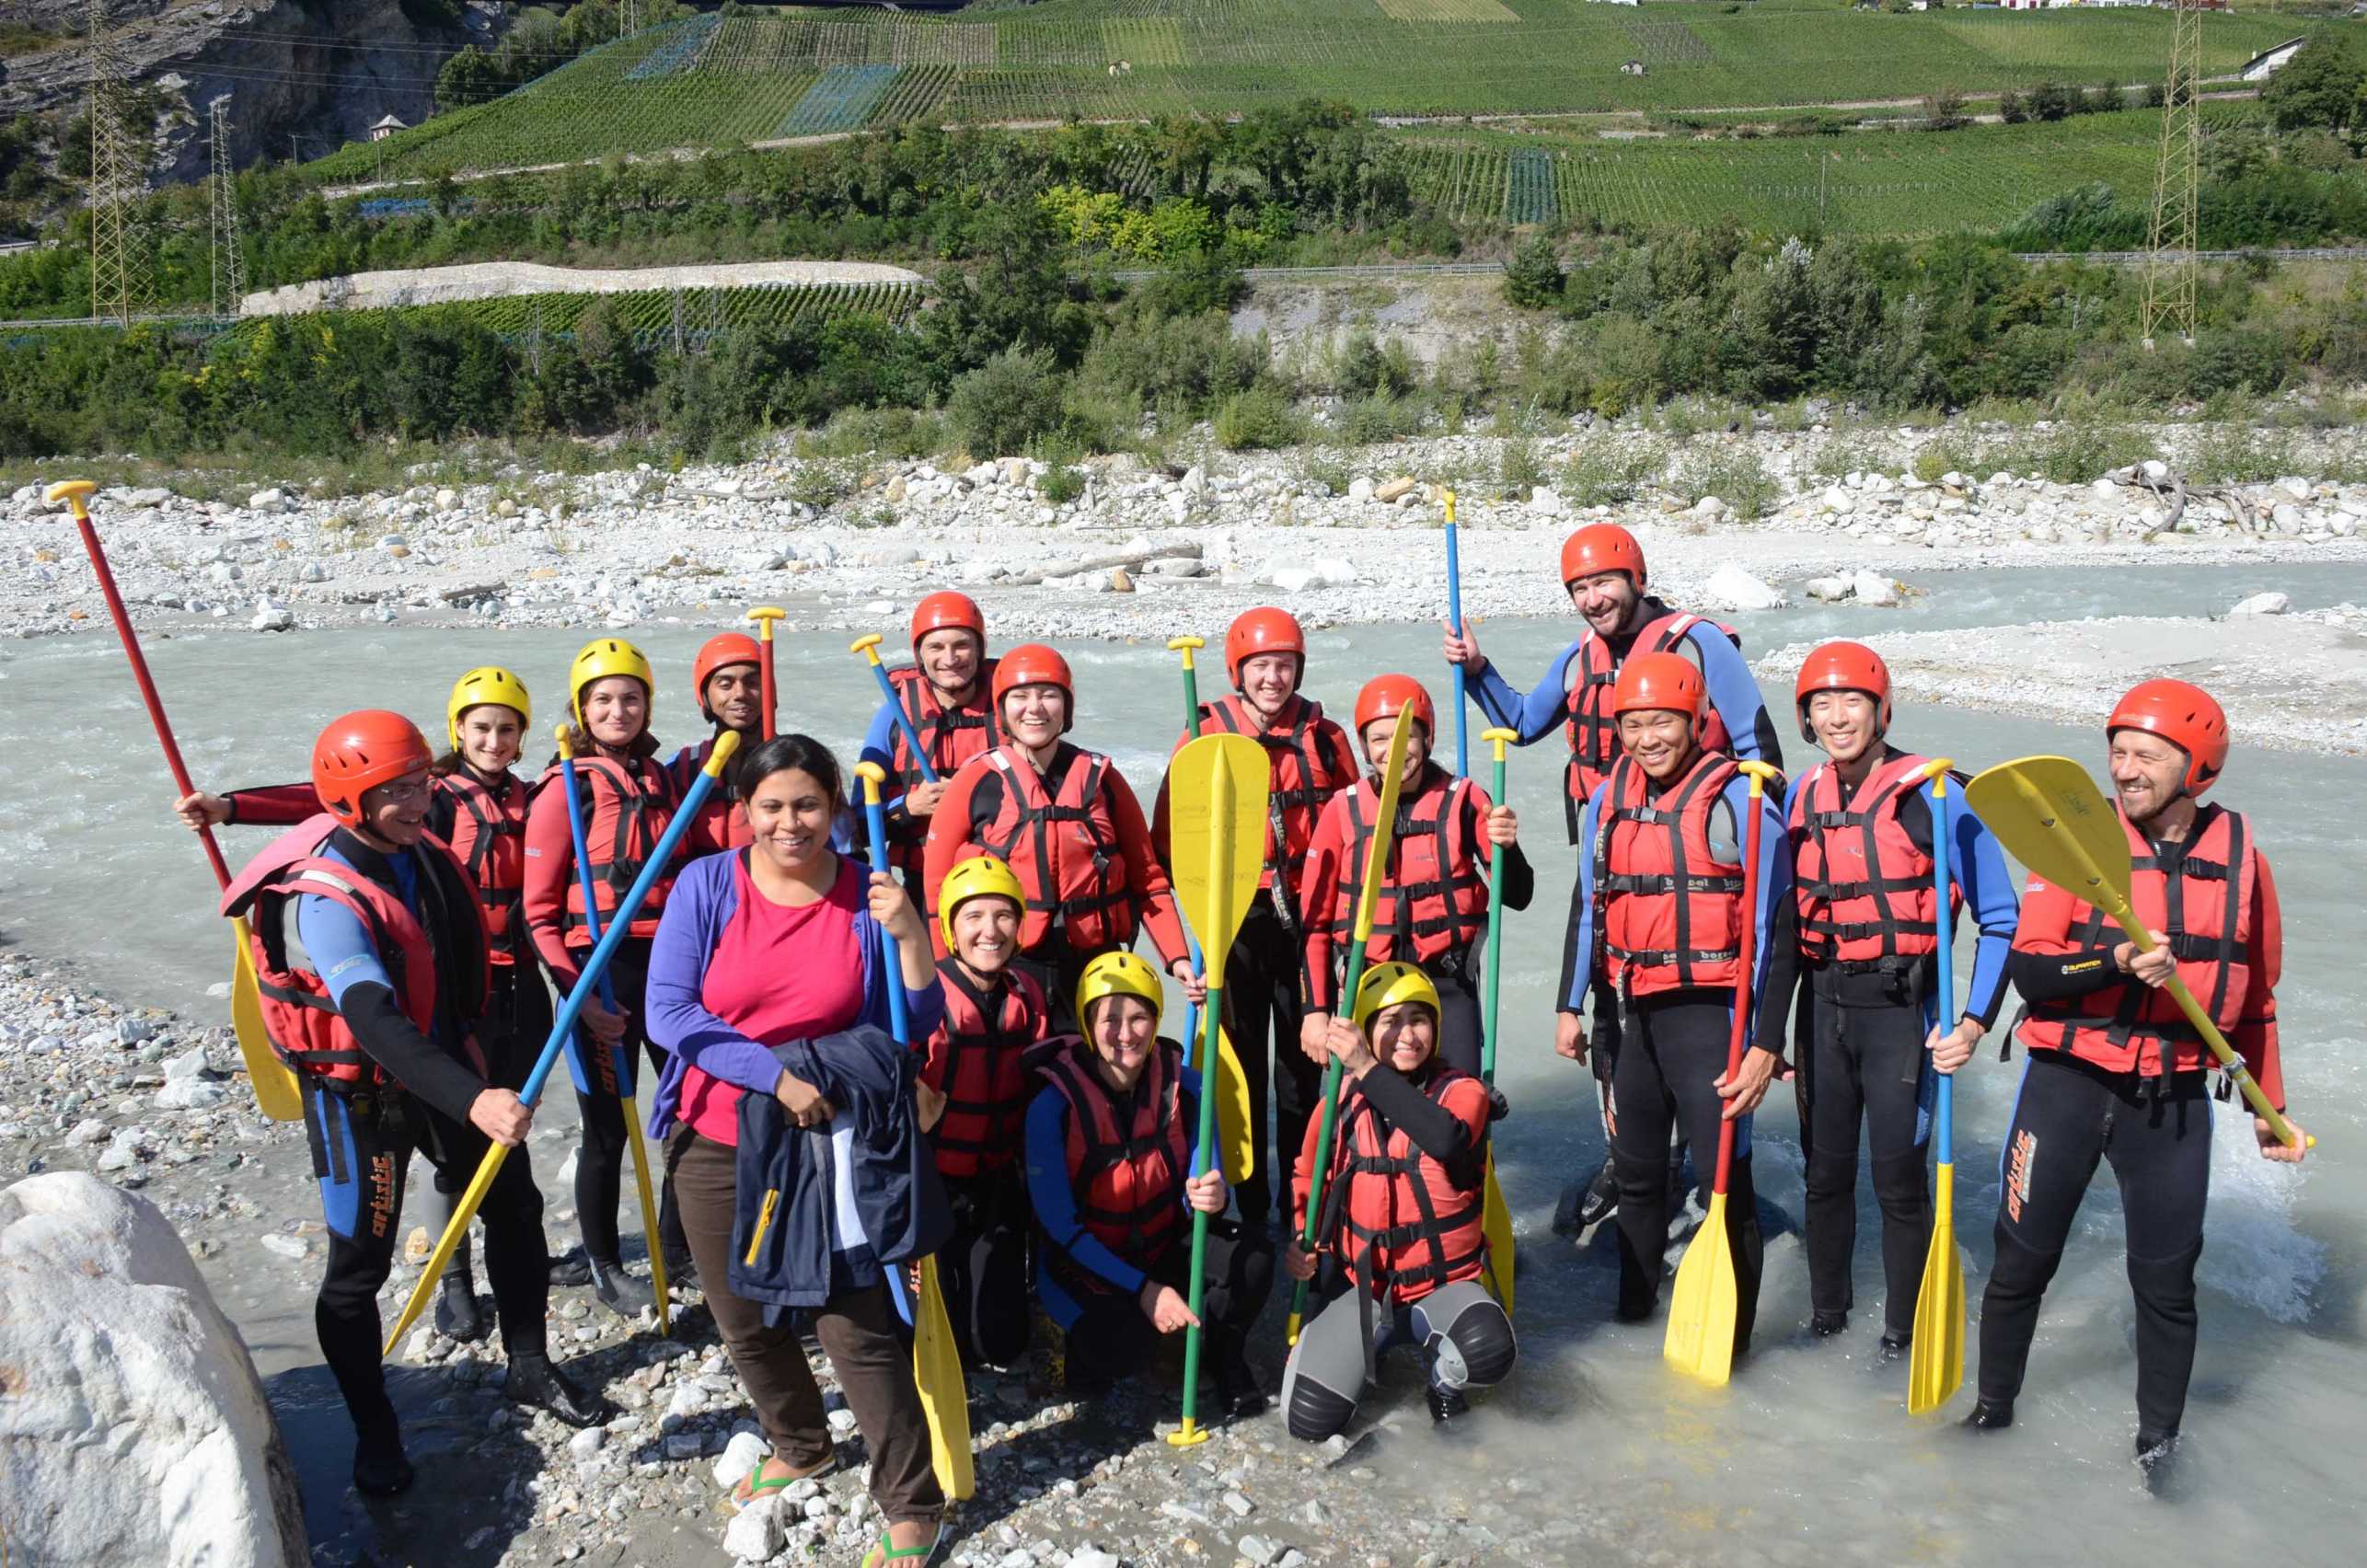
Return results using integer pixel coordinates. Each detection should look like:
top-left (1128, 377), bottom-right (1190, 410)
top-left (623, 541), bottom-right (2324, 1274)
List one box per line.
top-left (227, 282), bottom-right (926, 349)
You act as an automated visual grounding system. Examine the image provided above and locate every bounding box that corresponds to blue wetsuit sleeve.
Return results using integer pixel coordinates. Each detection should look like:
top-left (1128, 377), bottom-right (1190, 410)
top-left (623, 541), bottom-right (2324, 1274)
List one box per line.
top-left (1470, 640), bottom-right (1584, 745)
top-left (1687, 622), bottom-right (1784, 775)
top-left (1737, 778), bottom-right (1794, 1044)
top-left (298, 894), bottom-right (392, 1007)
top-left (1946, 789), bottom-right (2021, 1029)
top-left (1024, 1087), bottom-right (1147, 1298)
top-left (1563, 789), bottom-right (1600, 1011)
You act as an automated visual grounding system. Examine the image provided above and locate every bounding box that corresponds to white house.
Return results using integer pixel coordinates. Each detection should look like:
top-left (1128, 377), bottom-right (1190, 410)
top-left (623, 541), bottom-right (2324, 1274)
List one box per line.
top-left (2240, 38), bottom-right (2311, 82)
top-left (368, 114), bottom-right (407, 142)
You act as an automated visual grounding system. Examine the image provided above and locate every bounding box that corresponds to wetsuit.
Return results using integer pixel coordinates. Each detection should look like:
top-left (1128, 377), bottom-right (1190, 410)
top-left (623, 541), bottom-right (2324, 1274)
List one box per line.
top-left (1567, 757), bottom-right (1793, 1350)
top-left (1777, 752), bottom-right (2018, 1340)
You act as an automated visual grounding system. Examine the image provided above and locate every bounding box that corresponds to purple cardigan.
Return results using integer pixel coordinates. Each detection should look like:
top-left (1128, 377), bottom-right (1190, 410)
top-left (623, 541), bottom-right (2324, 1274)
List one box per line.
top-left (643, 851), bottom-right (946, 1139)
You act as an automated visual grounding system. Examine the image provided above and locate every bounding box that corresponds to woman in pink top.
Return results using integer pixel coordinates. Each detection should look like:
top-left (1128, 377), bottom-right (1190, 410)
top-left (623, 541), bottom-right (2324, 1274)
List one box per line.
top-left (645, 735), bottom-right (946, 1563)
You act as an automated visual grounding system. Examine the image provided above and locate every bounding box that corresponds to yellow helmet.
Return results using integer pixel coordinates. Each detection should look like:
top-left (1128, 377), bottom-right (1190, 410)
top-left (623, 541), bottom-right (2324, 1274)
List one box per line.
top-left (1352, 961), bottom-right (1441, 1036)
top-left (1075, 951), bottom-right (1163, 1034)
top-left (938, 854), bottom-right (1027, 952)
top-left (445, 665), bottom-right (531, 751)
top-left (569, 638), bottom-right (654, 728)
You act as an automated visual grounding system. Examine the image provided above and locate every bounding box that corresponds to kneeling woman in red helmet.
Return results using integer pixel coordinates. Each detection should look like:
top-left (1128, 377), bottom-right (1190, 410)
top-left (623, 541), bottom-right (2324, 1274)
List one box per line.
top-left (863, 591), bottom-right (1001, 882)
top-left (524, 638), bottom-right (690, 1314)
top-left (222, 712), bottom-right (610, 1496)
top-left (921, 642), bottom-right (1194, 1032)
top-left (1782, 641), bottom-right (2020, 1356)
top-left (1024, 953), bottom-right (1272, 1416)
top-left (1970, 680), bottom-right (2305, 1474)
top-left (1282, 962), bottom-right (1515, 1435)
top-left (1299, 674), bottom-right (1531, 1078)
top-left (1562, 652), bottom-right (1792, 1355)
top-left (671, 631), bottom-right (768, 853)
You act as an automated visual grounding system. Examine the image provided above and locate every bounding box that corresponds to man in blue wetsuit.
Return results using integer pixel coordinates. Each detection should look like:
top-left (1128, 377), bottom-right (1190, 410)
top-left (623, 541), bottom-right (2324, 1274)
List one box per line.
top-left (223, 710), bottom-right (610, 1497)
top-left (1442, 523), bottom-right (1782, 1235)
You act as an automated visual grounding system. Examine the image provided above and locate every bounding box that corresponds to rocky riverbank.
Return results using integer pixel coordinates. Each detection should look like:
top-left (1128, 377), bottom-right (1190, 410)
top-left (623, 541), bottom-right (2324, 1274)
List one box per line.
top-left (6, 423), bottom-right (2362, 646)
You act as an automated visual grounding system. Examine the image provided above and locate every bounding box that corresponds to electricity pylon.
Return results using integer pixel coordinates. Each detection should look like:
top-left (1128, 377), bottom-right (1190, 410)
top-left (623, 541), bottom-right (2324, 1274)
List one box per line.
top-left (87, 0), bottom-right (150, 324)
top-left (2141, 0), bottom-right (2202, 351)
top-left (209, 97), bottom-right (246, 317)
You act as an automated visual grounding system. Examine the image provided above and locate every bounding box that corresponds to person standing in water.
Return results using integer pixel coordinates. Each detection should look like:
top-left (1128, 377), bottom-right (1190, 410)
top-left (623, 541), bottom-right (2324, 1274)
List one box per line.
top-left (220, 711), bottom-right (609, 1496)
top-left (1781, 642), bottom-right (2018, 1356)
top-left (1442, 524), bottom-right (1782, 1236)
top-left (1970, 679), bottom-right (2306, 1479)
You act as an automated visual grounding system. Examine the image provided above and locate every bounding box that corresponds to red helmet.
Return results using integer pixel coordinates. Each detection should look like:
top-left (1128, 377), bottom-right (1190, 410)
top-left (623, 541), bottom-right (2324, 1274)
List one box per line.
top-left (692, 632), bottom-right (762, 719)
top-left (1612, 651), bottom-right (1703, 721)
top-left (1225, 607), bottom-right (1306, 686)
top-left (910, 591), bottom-right (987, 654)
top-left (1561, 524), bottom-right (1646, 591)
top-left (1354, 674), bottom-right (1435, 741)
top-left (1794, 640), bottom-right (1893, 744)
top-left (2108, 679), bottom-right (2229, 798)
top-left (312, 709), bottom-right (433, 828)
top-left (992, 642), bottom-right (1074, 732)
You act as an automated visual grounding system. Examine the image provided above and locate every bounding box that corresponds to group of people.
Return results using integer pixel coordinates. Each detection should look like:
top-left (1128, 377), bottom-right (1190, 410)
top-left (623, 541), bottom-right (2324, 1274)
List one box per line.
top-left (170, 523), bottom-right (2308, 1553)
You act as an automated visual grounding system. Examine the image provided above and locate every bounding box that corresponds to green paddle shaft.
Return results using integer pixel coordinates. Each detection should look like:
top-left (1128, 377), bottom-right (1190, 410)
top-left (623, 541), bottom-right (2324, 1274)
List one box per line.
top-left (1175, 983), bottom-right (1228, 1432)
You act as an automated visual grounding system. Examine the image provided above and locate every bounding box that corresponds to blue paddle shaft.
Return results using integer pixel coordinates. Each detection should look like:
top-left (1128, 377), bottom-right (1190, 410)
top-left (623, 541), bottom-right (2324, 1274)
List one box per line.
top-left (559, 756), bottom-right (628, 1096)
top-left (1446, 522), bottom-right (1469, 778)
top-left (517, 758), bottom-right (726, 1109)
top-left (870, 661), bottom-right (941, 785)
top-left (859, 790), bottom-right (912, 1047)
top-left (1931, 778), bottom-right (1954, 1162)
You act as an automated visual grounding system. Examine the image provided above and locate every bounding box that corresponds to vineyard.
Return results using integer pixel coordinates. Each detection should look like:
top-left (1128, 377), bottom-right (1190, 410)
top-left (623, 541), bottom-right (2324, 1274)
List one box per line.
top-left (1402, 106), bottom-right (2266, 237)
top-left (304, 0), bottom-right (2302, 185)
top-left (221, 280), bottom-right (925, 351)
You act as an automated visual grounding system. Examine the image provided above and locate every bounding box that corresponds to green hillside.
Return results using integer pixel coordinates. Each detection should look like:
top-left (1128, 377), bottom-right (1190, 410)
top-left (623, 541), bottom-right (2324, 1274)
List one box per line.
top-left (307, 0), bottom-right (2299, 183)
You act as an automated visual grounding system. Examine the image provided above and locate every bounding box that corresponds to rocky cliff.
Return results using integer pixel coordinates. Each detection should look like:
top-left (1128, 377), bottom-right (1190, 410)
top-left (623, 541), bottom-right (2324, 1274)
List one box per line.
top-left (0, 0), bottom-right (503, 186)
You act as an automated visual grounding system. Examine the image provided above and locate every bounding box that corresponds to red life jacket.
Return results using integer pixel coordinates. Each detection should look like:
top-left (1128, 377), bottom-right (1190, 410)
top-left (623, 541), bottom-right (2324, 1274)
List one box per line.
top-left (1322, 1067), bottom-right (1491, 1307)
top-left (551, 752), bottom-right (681, 943)
top-left (1561, 602), bottom-right (1740, 841)
top-left (1036, 1037), bottom-right (1191, 1295)
top-left (669, 737), bottom-right (751, 855)
top-left (1790, 751), bottom-right (1956, 974)
top-left (434, 769), bottom-right (525, 965)
top-left (885, 664), bottom-right (999, 875)
top-left (973, 745), bottom-right (1137, 954)
top-left (1196, 693), bottom-right (1354, 902)
top-left (221, 814), bottom-right (472, 1090)
top-left (2015, 805), bottom-right (2261, 1087)
top-left (925, 959), bottom-right (1047, 1179)
top-left (1593, 749), bottom-right (1745, 997)
top-left (1331, 767), bottom-right (1488, 974)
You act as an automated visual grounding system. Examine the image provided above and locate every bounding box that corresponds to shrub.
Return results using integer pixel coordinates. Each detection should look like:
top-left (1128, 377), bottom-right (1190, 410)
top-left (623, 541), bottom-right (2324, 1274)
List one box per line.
top-left (1673, 444), bottom-right (1778, 520)
top-left (1504, 235), bottom-right (1565, 310)
top-left (1495, 435), bottom-right (1546, 499)
top-left (2186, 425), bottom-right (2298, 485)
top-left (1033, 433), bottom-right (1089, 503)
top-left (948, 347), bottom-right (1066, 457)
top-left (1214, 383), bottom-right (1302, 451)
top-left (1564, 439), bottom-right (1665, 507)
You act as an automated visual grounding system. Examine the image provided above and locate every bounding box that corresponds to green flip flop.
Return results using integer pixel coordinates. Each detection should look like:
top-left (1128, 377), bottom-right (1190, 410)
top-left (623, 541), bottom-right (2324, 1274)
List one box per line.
top-left (860, 1524), bottom-right (945, 1567)
top-left (724, 1454), bottom-right (838, 1516)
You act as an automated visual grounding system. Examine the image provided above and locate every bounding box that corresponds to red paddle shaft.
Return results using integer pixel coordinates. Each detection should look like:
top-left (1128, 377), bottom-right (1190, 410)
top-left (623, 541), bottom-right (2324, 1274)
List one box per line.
top-left (1707, 779), bottom-right (1766, 1197)
top-left (72, 507), bottom-right (233, 892)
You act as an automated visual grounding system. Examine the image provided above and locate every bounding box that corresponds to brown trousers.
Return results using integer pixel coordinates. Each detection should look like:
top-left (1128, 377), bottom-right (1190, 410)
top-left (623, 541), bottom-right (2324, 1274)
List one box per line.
top-left (670, 1129), bottom-right (944, 1525)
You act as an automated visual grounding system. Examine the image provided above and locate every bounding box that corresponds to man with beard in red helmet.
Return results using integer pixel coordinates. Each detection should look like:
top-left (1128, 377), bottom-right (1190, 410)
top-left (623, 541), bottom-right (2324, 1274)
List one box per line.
top-left (670, 631), bottom-right (767, 853)
top-left (1969, 680), bottom-right (2305, 1485)
top-left (862, 592), bottom-right (1000, 882)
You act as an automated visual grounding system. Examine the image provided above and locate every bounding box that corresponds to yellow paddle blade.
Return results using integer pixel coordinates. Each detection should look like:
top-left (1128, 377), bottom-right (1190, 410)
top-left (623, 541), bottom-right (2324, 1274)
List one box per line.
top-left (1215, 1026), bottom-right (1254, 1186)
top-left (913, 1256), bottom-right (976, 1500)
top-left (384, 1142), bottom-right (514, 1355)
top-left (1482, 1152), bottom-right (1515, 1317)
top-left (1351, 707), bottom-right (1417, 947)
top-left (229, 917), bottom-right (303, 1123)
top-left (621, 1095), bottom-right (671, 1337)
top-left (1169, 733), bottom-right (1271, 961)
top-left (1907, 1161), bottom-right (1965, 1415)
top-left (1663, 1191), bottom-right (1738, 1386)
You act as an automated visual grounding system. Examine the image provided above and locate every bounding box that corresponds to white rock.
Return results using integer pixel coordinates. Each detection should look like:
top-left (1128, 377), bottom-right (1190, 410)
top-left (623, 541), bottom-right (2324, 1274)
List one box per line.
top-left (156, 1078), bottom-right (230, 1112)
top-left (434, 488), bottom-right (460, 512)
top-left (964, 461), bottom-right (999, 486)
top-left (1147, 557), bottom-right (1204, 578)
top-left (0, 1174), bottom-right (305, 1567)
top-left (2228, 591), bottom-right (2290, 617)
top-left (1530, 487), bottom-right (1564, 517)
top-left (1702, 561), bottom-right (1788, 611)
top-left (1848, 570), bottom-right (1902, 608)
top-left (1820, 487), bottom-right (1855, 516)
top-left (95, 1127), bottom-right (145, 1171)
top-left (247, 488), bottom-right (287, 513)
top-left (2142, 459), bottom-right (2169, 481)
top-left (1346, 478), bottom-right (1375, 503)
top-left (2271, 502), bottom-right (2303, 532)
top-left (260, 1233), bottom-right (307, 1260)
top-left (1181, 465), bottom-right (1208, 498)
top-left (67, 1117), bottom-right (110, 1146)
top-left (722, 1494), bottom-right (788, 1562)
top-left (1803, 575), bottom-right (1853, 603)
top-left (570, 1426), bottom-right (608, 1458)
top-left (713, 1429), bottom-right (769, 1488)
top-left (1689, 495), bottom-right (1726, 520)
top-left (2090, 478), bottom-right (2121, 501)
top-left (1311, 557), bottom-right (1359, 587)
top-left (1270, 566), bottom-right (1320, 594)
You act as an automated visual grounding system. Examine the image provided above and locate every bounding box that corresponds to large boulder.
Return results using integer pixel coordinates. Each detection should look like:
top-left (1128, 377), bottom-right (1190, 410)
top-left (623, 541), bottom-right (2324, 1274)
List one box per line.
top-left (0, 1173), bottom-right (306, 1567)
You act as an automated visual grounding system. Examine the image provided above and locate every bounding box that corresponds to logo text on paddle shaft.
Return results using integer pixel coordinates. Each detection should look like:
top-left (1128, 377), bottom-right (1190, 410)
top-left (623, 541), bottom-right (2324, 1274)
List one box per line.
top-left (2004, 1129), bottom-right (2038, 1225)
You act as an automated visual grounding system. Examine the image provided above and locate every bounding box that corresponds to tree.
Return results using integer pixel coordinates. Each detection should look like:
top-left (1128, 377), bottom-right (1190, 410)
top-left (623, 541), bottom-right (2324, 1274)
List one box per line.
top-left (1923, 88), bottom-right (1967, 131)
top-left (1998, 90), bottom-right (2027, 125)
top-left (2263, 33), bottom-right (2364, 133)
top-left (2027, 81), bottom-right (2071, 123)
top-left (1504, 234), bottom-right (1565, 310)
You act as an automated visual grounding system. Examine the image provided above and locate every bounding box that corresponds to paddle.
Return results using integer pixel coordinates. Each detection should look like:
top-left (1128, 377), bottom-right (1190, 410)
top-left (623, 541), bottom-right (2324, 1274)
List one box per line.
top-left (557, 725), bottom-right (670, 1336)
top-left (383, 732), bottom-right (740, 1355)
top-left (1287, 703), bottom-right (1416, 1344)
top-left (46, 480), bottom-right (303, 1124)
top-left (1479, 727), bottom-right (1518, 1315)
top-left (1165, 733), bottom-right (1271, 1444)
top-left (1444, 490), bottom-right (1469, 778)
top-left (1167, 634), bottom-right (1254, 1187)
top-left (746, 606), bottom-right (785, 741)
top-left (850, 633), bottom-right (940, 783)
top-left (1908, 757), bottom-right (1963, 1414)
top-left (1964, 756), bottom-right (2311, 1150)
top-left (1663, 757), bottom-right (1779, 1387)
top-left (853, 761), bottom-right (976, 1500)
